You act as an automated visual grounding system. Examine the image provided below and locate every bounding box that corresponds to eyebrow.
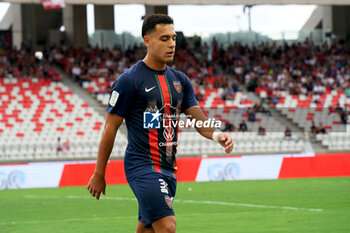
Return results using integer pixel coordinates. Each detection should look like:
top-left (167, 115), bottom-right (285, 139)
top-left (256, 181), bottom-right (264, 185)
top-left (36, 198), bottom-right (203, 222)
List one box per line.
top-left (160, 34), bottom-right (177, 38)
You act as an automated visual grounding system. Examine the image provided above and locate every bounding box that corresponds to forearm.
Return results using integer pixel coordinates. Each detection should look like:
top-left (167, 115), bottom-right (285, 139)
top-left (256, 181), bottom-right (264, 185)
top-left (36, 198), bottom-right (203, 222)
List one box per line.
top-left (185, 106), bottom-right (218, 141)
top-left (195, 124), bottom-right (217, 141)
top-left (94, 127), bottom-right (118, 176)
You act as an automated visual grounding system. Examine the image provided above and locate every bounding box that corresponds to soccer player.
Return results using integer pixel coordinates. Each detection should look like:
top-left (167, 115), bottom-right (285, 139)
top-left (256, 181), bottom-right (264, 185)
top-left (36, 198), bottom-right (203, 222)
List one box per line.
top-left (87, 14), bottom-right (234, 233)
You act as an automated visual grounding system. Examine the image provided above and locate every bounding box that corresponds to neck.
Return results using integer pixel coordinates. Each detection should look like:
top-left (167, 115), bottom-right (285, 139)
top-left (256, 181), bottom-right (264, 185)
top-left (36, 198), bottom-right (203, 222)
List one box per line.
top-left (143, 55), bottom-right (166, 71)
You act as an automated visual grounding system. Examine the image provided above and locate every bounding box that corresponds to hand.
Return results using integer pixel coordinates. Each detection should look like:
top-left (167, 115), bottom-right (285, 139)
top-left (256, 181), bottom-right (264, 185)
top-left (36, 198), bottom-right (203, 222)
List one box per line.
top-left (217, 133), bottom-right (234, 154)
top-left (87, 173), bottom-right (106, 200)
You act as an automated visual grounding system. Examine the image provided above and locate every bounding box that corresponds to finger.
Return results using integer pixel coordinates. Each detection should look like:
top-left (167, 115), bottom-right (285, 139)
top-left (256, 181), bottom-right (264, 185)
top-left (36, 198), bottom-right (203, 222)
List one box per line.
top-left (89, 187), bottom-right (95, 196)
top-left (102, 188), bottom-right (106, 195)
top-left (225, 139), bottom-right (233, 148)
top-left (225, 143), bottom-right (233, 151)
top-left (225, 143), bottom-right (234, 153)
top-left (96, 191), bottom-right (101, 200)
top-left (88, 186), bottom-right (93, 194)
top-left (219, 134), bottom-right (226, 142)
top-left (225, 137), bottom-right (232, 146)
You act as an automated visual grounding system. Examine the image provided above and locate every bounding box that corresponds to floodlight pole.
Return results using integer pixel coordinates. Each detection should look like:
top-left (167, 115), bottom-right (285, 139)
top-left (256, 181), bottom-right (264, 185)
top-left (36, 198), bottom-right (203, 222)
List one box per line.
top-left (243, 5), bottom-right (253, 32)
top-left (247, 5), bottom-right (252, 32)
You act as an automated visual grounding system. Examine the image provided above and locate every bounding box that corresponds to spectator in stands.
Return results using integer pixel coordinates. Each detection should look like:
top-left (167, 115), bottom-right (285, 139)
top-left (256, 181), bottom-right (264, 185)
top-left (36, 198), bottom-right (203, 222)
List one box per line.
top-left (328, 106), bottom-right (336, 115)
top-left (71, 63), bottom-right (82, 82)
top-left (340, 110), bottom-right (348, 124)
top-left (253, 101), bottom-right (271, 116)
top-left (311, 121), bottom-right (317, 138)
top-left (56, 137), bottom-right (63, 156)
top-left (0, 55), bottom-right (8, 77)
top-left (312, 93), bottom-right (321, 104)
top-left (329, 103), bottom-right (343, 115)
top-left (312, 80), bottom-right (325, 95)
top-left (223, 122), bottom-right (236, 132)
top-left (258, 125), bottom-right (266, 136)
top-left (240, 91), bottom-right (248, 103)
top-left (317, 123), bottom-right (327, 135)
top-left (195, 92), bottom-right (204, 102)
top-left (311, 122), bottom-right (327, 137)
top-left (247, 73), bottom-right (259, 92)
top-left (284, 127), bottom-right (293, 140)
top-left (63, 139), bottom-right (70, 152)
top-left (247, 108), bottom-right (256, 122)
top-left (48, 66), bottom-right (62, 82)
top-left (335, 103), bottom-right (344, 114)
top-left (0, 34), bottom-right (10, 52)
top-left (222, 84), bottom-right (235, 100)
top-left (231, 80), bottom-right (240, 92)
top-left (345, 83), bottom-right (350, 98)
top-left (238, 120), bottom-right (248, 132)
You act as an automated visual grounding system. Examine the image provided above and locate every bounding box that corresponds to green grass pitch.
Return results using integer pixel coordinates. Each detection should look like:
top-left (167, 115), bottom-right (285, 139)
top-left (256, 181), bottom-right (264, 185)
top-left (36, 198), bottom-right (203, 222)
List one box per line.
top-left (0, 177), bottom-right (349, 233)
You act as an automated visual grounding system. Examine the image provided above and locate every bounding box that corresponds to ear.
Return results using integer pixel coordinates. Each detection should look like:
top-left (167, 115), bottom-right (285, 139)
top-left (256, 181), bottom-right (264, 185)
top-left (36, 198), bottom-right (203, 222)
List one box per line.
top-left (143, 35), bottom-right (151, 48)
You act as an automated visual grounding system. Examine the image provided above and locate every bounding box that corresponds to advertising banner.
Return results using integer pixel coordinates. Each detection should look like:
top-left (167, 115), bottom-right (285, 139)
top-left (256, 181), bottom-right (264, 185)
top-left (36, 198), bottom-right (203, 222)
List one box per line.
top-left (1, 153), bottom-right (349, 190)
top-left (0, 163), bottom-right (64, 189)
top-left (195, 155), bottom-right (284, 181)
top-left (42, 0), bottom-right (65, 10)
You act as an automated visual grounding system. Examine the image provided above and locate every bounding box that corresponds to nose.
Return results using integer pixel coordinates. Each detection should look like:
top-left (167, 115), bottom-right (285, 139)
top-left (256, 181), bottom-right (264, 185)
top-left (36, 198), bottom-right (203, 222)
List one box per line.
top-left (169, 38), bottom-right (175, 48)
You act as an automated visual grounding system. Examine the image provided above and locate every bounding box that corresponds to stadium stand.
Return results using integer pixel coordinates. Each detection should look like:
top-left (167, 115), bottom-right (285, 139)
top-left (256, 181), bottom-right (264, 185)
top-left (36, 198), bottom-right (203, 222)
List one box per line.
top-left (0, 76), bottom-right (128, 160)
top-left (248, 41), bottom-right (350, 150)
top-left (5, 38), bottom-right (350, 160)
top-left (0, 48), bottom-right (127, 161)
top-left (46, 42), bottom-right (305, 156)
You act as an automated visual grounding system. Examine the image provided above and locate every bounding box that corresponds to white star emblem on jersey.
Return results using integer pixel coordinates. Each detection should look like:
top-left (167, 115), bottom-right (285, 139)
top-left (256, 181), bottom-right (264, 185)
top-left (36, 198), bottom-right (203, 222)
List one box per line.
top-left (151, 110), bottom-right (162, 122)
top-left (145, 86), bottom-right (156, 92)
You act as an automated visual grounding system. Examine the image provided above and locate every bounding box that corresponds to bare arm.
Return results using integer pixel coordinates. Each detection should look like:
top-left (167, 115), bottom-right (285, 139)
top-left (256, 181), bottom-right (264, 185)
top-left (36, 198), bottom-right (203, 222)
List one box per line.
top-left (184, 106), bottom-right (234, 154)
top-left (87, 112), bottom-right (124, 200)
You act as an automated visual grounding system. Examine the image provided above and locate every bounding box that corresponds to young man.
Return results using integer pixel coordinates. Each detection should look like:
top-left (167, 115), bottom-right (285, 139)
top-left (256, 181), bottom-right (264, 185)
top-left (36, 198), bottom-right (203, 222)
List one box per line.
top-left (87, 14), bottom-right (234, 233)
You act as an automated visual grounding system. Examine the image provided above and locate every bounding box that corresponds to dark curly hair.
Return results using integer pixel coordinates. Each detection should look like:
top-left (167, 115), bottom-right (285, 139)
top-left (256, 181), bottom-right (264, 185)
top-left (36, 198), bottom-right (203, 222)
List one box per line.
top-left (142, 14), bottom-right (174, 37)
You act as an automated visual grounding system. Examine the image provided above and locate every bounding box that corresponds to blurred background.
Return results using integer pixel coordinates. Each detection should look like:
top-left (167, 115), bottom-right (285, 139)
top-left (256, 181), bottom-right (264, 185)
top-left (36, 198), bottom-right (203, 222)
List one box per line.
top-left (0, 1), bottom-right (349, 231)
top-left (0, 0), bottom-right (349, 162)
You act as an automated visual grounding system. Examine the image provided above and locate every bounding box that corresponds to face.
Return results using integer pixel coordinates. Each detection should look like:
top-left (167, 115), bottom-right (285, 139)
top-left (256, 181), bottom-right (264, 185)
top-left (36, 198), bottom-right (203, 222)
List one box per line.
top-left (144, 24), bottom-right (176, 64)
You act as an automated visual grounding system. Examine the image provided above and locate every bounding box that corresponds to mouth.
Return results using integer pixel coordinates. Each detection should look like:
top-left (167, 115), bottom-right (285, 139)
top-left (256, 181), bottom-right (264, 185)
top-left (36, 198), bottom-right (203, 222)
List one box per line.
top-left (166, 51), bottom-right (175, 57)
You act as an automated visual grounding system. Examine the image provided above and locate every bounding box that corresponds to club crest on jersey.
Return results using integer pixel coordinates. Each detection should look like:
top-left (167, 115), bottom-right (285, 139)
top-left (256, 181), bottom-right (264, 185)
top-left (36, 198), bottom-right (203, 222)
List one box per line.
top-left (163, 126), bottom-right (175, 141)
top-left (164, 195), bottom-right (174, 208)
top-left (173, 81), bottom-right (182, 93)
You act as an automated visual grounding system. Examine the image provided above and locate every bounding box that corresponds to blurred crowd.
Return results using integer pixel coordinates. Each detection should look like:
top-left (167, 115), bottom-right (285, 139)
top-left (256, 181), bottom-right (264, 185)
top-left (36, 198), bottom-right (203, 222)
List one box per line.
top-left (213, 39), bottom-right (350, 133)
top-left (216, 39), bottom-right (350, 101)
top-left (0, 39), bottom-right (61, 81)
top-left (1, 37), bottom-right (349, 136)
top-left (48, 42), bottom-right (145, 87)
top-left (47, 41), bottom-right (232, 99)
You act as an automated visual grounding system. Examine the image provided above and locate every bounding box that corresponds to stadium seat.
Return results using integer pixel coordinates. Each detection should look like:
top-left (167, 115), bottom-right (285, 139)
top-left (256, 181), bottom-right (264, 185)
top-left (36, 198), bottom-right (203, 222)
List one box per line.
top-left (0, 78), bottom-right (126, 161)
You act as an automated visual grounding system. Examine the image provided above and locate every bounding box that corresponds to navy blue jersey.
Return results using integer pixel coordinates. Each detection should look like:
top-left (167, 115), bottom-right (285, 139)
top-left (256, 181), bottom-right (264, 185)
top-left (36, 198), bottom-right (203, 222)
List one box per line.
top-left (107, 61), bottom-right (198, 180)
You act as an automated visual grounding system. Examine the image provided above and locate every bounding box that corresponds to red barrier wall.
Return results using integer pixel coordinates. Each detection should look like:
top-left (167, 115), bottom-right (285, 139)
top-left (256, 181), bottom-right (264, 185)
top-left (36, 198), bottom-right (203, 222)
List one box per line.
top-left (59, 163), bottom-right (96, 187)
top-left (176, 157), bottom-right (202, 182)
top-left (59, 160), bottom-right (128, 186)
top-left (59, 158), bottom-right (202, 186)
top-left (279, 153), bottom-right (350, 179)
top-left (58, 153), bottom-right (350, 187)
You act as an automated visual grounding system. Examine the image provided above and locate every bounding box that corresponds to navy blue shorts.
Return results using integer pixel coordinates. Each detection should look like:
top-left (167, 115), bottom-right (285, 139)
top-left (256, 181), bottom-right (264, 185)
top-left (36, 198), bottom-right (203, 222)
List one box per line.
top-left (128, 172), bottom-right (177, 228)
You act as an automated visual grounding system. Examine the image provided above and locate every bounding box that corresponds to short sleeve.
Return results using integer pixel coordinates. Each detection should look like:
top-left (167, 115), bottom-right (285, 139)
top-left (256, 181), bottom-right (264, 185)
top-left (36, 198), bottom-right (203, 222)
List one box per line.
top-left (181, 73), bottom-right (199, 112)
top-left (107, 74), bottom-right (135, 117)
